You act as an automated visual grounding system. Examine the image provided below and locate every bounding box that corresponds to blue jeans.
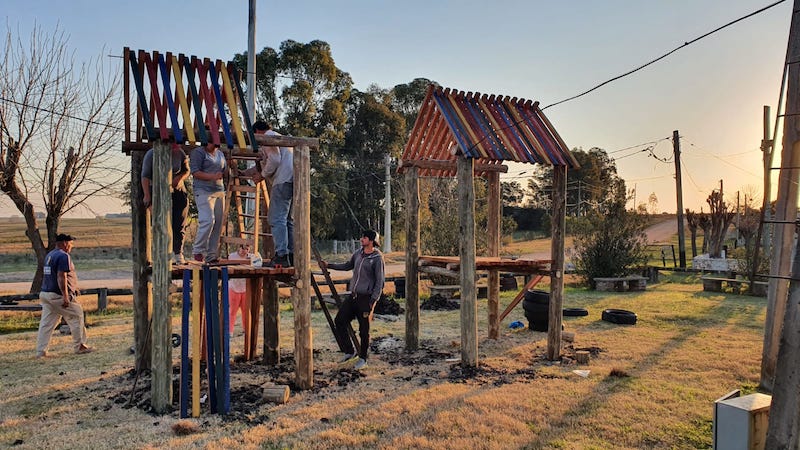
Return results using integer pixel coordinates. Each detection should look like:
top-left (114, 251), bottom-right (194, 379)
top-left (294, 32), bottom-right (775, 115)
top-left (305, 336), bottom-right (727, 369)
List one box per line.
top-left (269, 182), bottom-right (293, 256)
top-left (193, 190), bottom-right (225, 259)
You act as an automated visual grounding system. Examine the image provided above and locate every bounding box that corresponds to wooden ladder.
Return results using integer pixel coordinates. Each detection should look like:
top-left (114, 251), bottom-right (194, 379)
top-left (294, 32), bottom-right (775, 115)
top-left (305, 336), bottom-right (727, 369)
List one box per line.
top-left (219, 152), bottom-right (272, 258)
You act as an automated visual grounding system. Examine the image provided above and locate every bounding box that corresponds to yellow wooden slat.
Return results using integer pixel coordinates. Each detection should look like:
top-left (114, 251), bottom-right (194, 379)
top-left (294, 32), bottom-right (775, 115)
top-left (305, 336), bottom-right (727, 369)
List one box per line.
top-left (220, 63), bottom-right (247, 149)
top-left (170, 56), bottom-right (196, 143)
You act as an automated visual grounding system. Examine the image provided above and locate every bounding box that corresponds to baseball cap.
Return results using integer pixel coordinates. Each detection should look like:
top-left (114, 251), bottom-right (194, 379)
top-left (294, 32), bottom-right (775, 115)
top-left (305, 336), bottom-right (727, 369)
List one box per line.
top-left (56, 233), bottom-right (76, 242)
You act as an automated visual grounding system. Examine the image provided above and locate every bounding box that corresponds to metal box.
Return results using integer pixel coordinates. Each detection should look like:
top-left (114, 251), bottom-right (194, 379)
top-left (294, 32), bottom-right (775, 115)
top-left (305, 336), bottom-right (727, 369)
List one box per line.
top-left (713, 390), bottom-right (771, 450)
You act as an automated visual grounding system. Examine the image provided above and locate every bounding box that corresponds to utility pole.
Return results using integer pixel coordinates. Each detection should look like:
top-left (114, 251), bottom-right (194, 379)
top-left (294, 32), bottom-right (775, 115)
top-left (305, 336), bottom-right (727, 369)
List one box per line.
top-left (766, 2), bottom-right (800, 446)
top-left (247, 0), bottom-right (256, 119)
top-left (735, 191), bottom-right (740, 247)
top-left (383, 154), bottom-right (392, 253)
top-left (673, 130), bottom-right (686, 268)
top-left (751, 106), bottom-right (773, 293)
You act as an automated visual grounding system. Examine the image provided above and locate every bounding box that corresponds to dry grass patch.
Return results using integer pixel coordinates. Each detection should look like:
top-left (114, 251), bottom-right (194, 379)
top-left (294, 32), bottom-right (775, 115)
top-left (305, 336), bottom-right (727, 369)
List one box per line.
top-left (0, 273), bottom-right (764, 449)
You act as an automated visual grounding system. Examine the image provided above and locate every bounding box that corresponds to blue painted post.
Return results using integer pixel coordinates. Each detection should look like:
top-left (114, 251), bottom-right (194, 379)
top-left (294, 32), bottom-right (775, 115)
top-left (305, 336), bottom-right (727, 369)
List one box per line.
top-left (221, 267), bottom-right (231, 413)
top-left (180, 269), bottom-right (191, 418)
top-left (209, 268), bottom-right (224, 413)
top-left (202, 266), bottom-right (217, 413)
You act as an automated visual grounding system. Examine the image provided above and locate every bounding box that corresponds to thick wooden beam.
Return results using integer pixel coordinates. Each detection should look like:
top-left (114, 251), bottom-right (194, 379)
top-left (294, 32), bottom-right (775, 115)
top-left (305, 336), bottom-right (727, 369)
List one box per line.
top-left (122, 133), bottom-right (318, 152)
top-left (130, 150), bottom-right (151, 372)
top-left (405, 167), bottom-right (420, 351)
top-left (547, 165), bottom-right (567, 361)
top-left (398, 159), bottom-right (508, 174)
top-left (292, 145), bottom-right (313, 389)
top-left (151, 139), bottom-right (173, 413)
top-left (487, 172), bottom-right (501, 339)
top-left (263, 277), bottom-right (279, 364)
top-left (458, 156), bottom-right (478, 367)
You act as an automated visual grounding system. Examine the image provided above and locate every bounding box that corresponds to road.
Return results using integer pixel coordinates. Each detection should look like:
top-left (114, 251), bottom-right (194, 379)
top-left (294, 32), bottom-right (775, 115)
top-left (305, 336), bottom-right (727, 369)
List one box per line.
top-left (0, 219), bottom-right (677, 293)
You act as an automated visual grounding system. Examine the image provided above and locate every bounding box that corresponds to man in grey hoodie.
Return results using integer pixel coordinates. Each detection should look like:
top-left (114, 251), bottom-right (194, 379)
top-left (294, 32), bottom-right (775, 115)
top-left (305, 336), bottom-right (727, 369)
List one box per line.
top-left (321, 229), bottom-right (385, 370)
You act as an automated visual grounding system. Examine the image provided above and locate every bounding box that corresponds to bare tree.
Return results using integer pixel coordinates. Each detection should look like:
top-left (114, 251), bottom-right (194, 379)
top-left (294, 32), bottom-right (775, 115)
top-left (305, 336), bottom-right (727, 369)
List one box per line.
top-left (706, 191), bottom-right (735, 258)
top-left (0, 24), bottom-right (124, 292)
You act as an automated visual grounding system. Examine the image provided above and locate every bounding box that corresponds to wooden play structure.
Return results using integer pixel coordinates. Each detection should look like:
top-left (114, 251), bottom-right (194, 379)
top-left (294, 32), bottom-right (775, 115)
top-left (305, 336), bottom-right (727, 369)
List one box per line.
top-left (399, 84), bottom-right (580, 366)
top-left (121, 48), bottom-right (318, 412)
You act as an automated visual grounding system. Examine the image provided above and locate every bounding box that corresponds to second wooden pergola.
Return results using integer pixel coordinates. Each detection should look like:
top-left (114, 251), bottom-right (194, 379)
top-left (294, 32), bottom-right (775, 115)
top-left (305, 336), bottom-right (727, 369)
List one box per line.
top-left (399, 85), bottom-right (580, 366)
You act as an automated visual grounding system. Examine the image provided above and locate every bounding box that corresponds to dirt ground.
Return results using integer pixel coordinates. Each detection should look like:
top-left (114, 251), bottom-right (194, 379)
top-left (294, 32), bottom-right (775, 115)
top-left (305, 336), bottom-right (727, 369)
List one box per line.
top-left (0, 272), bottom-right (765, 449)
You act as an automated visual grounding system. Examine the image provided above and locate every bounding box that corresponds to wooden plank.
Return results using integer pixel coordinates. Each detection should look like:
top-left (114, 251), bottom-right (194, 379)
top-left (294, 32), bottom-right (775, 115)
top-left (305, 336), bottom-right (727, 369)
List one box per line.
top-left (0, 304), bottom-right (42, 311)
top-left (123, 47), bottom-right (131, 142)
top-left (209, 61), bottom-right (234, 148)
top-left (487, 172), bottom-right (501, 339)
top-left (405, 167), bottom-right (420, 351)
top-left (142, 52), bottom-right (169, 140)
top-left (547, 165), bottom-right (567, 361)
top-left (402, 84), bottom-right (435, 161)
top-left (311, 275), bottom-right (346, 352)
top-left (171, 55), bottom-right (196, 143)
top-left (293, 145), bottom-right (313, 389)
top-left (130, 150), bottom-right (151, 372)
top-left (458, 156), bottom-right (478, 367)
top-left (262, 277), bottom-right (277, 364)
top-left (219, 62), bottom-right (247, 148)
top-left (191, 268), bottom-right (200, 417)
top-left (311, 242), bottom-right (360, 354)
top-left (127, 50), bottom-right (155, 140)
top-left (498, 275), bottom-right (544, 323)
top-left (399, 159), bottom-right (508, 174)
top-left (535, 105), bottom-right (580, 168)
top-left (231, 66), bottom-right (258, 151)
top-left (157, 54), bottom-right (183, 142)
top-left (151, 139), bottom-right (173, 414)
top-left (183, 57), bottom-right (208, 145)
top-left (194, 57), bottom-right (220, 145)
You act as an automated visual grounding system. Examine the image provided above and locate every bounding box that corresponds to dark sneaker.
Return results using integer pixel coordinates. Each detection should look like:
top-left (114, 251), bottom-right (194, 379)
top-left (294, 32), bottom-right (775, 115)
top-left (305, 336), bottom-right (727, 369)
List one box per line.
top-left (193, 253), bottom-right (204, 262)
top-left (265, 254), bottom-right (291, 268)
top-left (339, 353), bottom-right (357, 364)
top-left (354, 358), bottom-right (367, 370)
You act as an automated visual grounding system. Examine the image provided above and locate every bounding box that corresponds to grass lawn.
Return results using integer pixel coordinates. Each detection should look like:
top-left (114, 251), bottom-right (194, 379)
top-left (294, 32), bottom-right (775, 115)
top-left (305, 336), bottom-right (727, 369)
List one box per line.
top-left (0, 271), bottom-right (764, 449)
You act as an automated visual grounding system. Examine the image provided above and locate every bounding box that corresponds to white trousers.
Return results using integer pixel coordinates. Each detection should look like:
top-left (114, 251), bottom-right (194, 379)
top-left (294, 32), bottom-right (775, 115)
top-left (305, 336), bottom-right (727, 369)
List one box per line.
top-left (36, 291), bottom-right (87, 354)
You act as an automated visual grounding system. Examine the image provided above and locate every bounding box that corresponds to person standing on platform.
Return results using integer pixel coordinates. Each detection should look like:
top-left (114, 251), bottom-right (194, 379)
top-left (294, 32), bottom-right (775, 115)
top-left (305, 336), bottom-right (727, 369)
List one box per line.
top-left (227, 244), bottom-right (251, 334)
top-left (246, 120), bottom-right (293, 267)
top-left (190, 142), bottom-right (226, 263)
top-left (141, 136), bottom-right (190, 264)
top-left (36, 233), bottom-right (93, 358)
top-left (320, 230), bottom-right (385, 370)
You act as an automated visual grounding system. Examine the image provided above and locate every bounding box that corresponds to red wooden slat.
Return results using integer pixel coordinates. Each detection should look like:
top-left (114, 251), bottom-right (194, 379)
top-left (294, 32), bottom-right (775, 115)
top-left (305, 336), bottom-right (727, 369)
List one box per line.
top-left (143, 51), bottom-right (169, 140)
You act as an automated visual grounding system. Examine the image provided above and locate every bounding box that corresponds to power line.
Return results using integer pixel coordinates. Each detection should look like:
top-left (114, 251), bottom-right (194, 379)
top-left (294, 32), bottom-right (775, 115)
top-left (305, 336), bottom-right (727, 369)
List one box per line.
top-left (542, 0), bottom-right (787, 110)
top-left (0, 96), bottom-right (125, 131)
top-left (682, 138), bottom-right (760, 177)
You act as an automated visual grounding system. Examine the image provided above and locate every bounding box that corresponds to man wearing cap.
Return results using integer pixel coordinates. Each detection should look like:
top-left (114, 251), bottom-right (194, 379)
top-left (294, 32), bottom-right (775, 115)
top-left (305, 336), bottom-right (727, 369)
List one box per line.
top-left (36, 234), bottom-right (92, 357)
top-left (320, 230), bottom-right (385, 370)
top-left (141, 136), bottom-right (190, 264)
top-left (190, 141), bottom-right (226, 263)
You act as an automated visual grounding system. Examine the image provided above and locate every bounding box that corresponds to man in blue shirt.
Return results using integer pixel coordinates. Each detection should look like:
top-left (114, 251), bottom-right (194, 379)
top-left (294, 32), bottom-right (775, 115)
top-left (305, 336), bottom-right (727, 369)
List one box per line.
top-left (36, 233), bottom-right (93, 358)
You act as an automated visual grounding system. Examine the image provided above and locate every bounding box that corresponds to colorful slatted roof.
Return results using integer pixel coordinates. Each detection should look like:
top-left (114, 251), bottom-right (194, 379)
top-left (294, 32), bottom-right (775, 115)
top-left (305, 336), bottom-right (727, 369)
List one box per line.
top-left (400, 84), bottom-right (579, 176)
top-left (122, 48), bottom-right (257, 150)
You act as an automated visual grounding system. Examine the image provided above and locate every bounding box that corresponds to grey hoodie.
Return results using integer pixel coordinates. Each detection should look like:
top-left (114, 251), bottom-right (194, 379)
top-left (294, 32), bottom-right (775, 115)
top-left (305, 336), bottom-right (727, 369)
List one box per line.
top-left (329, 248), bottom-right (385, 302)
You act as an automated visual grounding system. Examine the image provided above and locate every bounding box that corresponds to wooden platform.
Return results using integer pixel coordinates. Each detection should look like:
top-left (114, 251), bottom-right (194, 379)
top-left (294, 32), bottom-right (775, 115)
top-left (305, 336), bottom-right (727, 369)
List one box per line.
top-left (171, 261), bottom-right (294, 281)
top-left (418, 256), bottom-right (551, 273)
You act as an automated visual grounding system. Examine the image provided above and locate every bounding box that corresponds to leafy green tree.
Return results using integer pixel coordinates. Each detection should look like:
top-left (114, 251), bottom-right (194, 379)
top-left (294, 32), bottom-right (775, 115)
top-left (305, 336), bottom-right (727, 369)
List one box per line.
top-left (390, 78), bottom-right (433, 128)
top-left (528, 147), bottom-right (625, 215)
top-left (573, 193), bottom-right (649, 288)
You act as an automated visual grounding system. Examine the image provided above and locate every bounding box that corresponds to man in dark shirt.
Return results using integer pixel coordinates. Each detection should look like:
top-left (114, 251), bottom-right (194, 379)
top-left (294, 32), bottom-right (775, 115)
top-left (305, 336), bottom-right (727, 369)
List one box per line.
top-left (36, 233), bottom-right (92, 358)
top-left (321, 230), bottom-right (385, 370)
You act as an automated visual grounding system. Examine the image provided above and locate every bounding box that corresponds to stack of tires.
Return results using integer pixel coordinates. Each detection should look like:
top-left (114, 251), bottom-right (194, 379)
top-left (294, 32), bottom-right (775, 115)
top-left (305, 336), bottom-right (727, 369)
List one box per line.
top-left (522, 289), bottom-right (549, 331)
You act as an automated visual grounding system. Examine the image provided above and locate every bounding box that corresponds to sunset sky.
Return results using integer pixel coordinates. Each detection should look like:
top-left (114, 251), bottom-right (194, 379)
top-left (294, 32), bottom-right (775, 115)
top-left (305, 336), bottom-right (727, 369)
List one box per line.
top-left (0, 0), bottom-right (793, 217)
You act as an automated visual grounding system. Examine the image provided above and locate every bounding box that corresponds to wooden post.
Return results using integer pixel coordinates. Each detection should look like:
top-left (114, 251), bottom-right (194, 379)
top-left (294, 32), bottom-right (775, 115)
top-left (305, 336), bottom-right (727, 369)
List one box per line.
top-left (405, 167), bottom-right (420, 351)
top-left (130, 150), bottom-right (151, 372)
top-left (547, 165), bottom-right (567, 361)
top-left (766, 3), bottom-right (800, 446)
top-left (292, 145), bottom-right (313, 389)
top-left (487, 172), bottom-right (501, 339)
top-left (762, 1), bottom-right (800, 393)
top-left (97, 288), bottom-right (108, 312)
top-left (151, 139), bottom-right (173, 413)
top-left (457, 156), bottom-right (478, 367)
top-left (263, 277), bottom-right (279, 364)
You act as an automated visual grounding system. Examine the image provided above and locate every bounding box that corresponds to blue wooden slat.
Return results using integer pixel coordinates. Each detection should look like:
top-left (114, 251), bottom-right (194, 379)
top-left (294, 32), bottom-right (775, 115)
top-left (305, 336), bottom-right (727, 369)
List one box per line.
top-left (231, 66), bottom-right (258, 152)
top-left (128, 50), bottom-right (156, 140)
top-left (220, 267), bottom-right (230, 414)
top-left (514, 104), bottom-right (560, 164)
top-left (432, 92), bottom-right (474, 159)
top-left (157, 54), bottom-right (184, 143)
top-left (182, 58), bottom-right (208, 145)
top-left (209, 268), bottom-right (224, 414)
top-left (464, 97), bottom-right (507, 160)
top-left (208, 64), bottom-right (234, 149)
top-left (495, 100), bottom-right (540, 164)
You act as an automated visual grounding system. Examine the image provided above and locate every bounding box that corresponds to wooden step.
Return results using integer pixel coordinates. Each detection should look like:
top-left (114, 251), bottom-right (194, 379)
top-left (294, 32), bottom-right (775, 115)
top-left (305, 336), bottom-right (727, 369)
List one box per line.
top-left (230, 185), bottom-right (257, 193)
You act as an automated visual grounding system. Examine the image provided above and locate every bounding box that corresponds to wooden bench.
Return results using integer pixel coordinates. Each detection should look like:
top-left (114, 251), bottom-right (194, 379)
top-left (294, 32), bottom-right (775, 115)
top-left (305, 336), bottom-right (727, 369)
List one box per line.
top-left (0, 287), bottom-right (133, 312)
top-left (594, 276), bottom-right (648, 292)
top-left (702, 276), bottom-right (768, 297)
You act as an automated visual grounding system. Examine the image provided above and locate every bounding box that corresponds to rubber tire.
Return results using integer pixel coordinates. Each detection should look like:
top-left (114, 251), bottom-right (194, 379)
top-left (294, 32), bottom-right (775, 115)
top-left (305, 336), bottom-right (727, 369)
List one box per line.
top-left (529, 321), bottom-right (548, 332)
top-left (563, 307), bottom-right (589, 317)
top-left (171, 333), bottom-right (182, 348)
top-left (524, 289), bottom-right (550, 305)
top-left (601, 309), bottom-right (637, 325)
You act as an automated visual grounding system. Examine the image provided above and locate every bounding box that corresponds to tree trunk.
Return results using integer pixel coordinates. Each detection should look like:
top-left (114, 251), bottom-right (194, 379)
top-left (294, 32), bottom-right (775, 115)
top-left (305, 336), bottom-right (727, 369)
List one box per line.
top-left (689, 229), bottom-right (698, 258)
